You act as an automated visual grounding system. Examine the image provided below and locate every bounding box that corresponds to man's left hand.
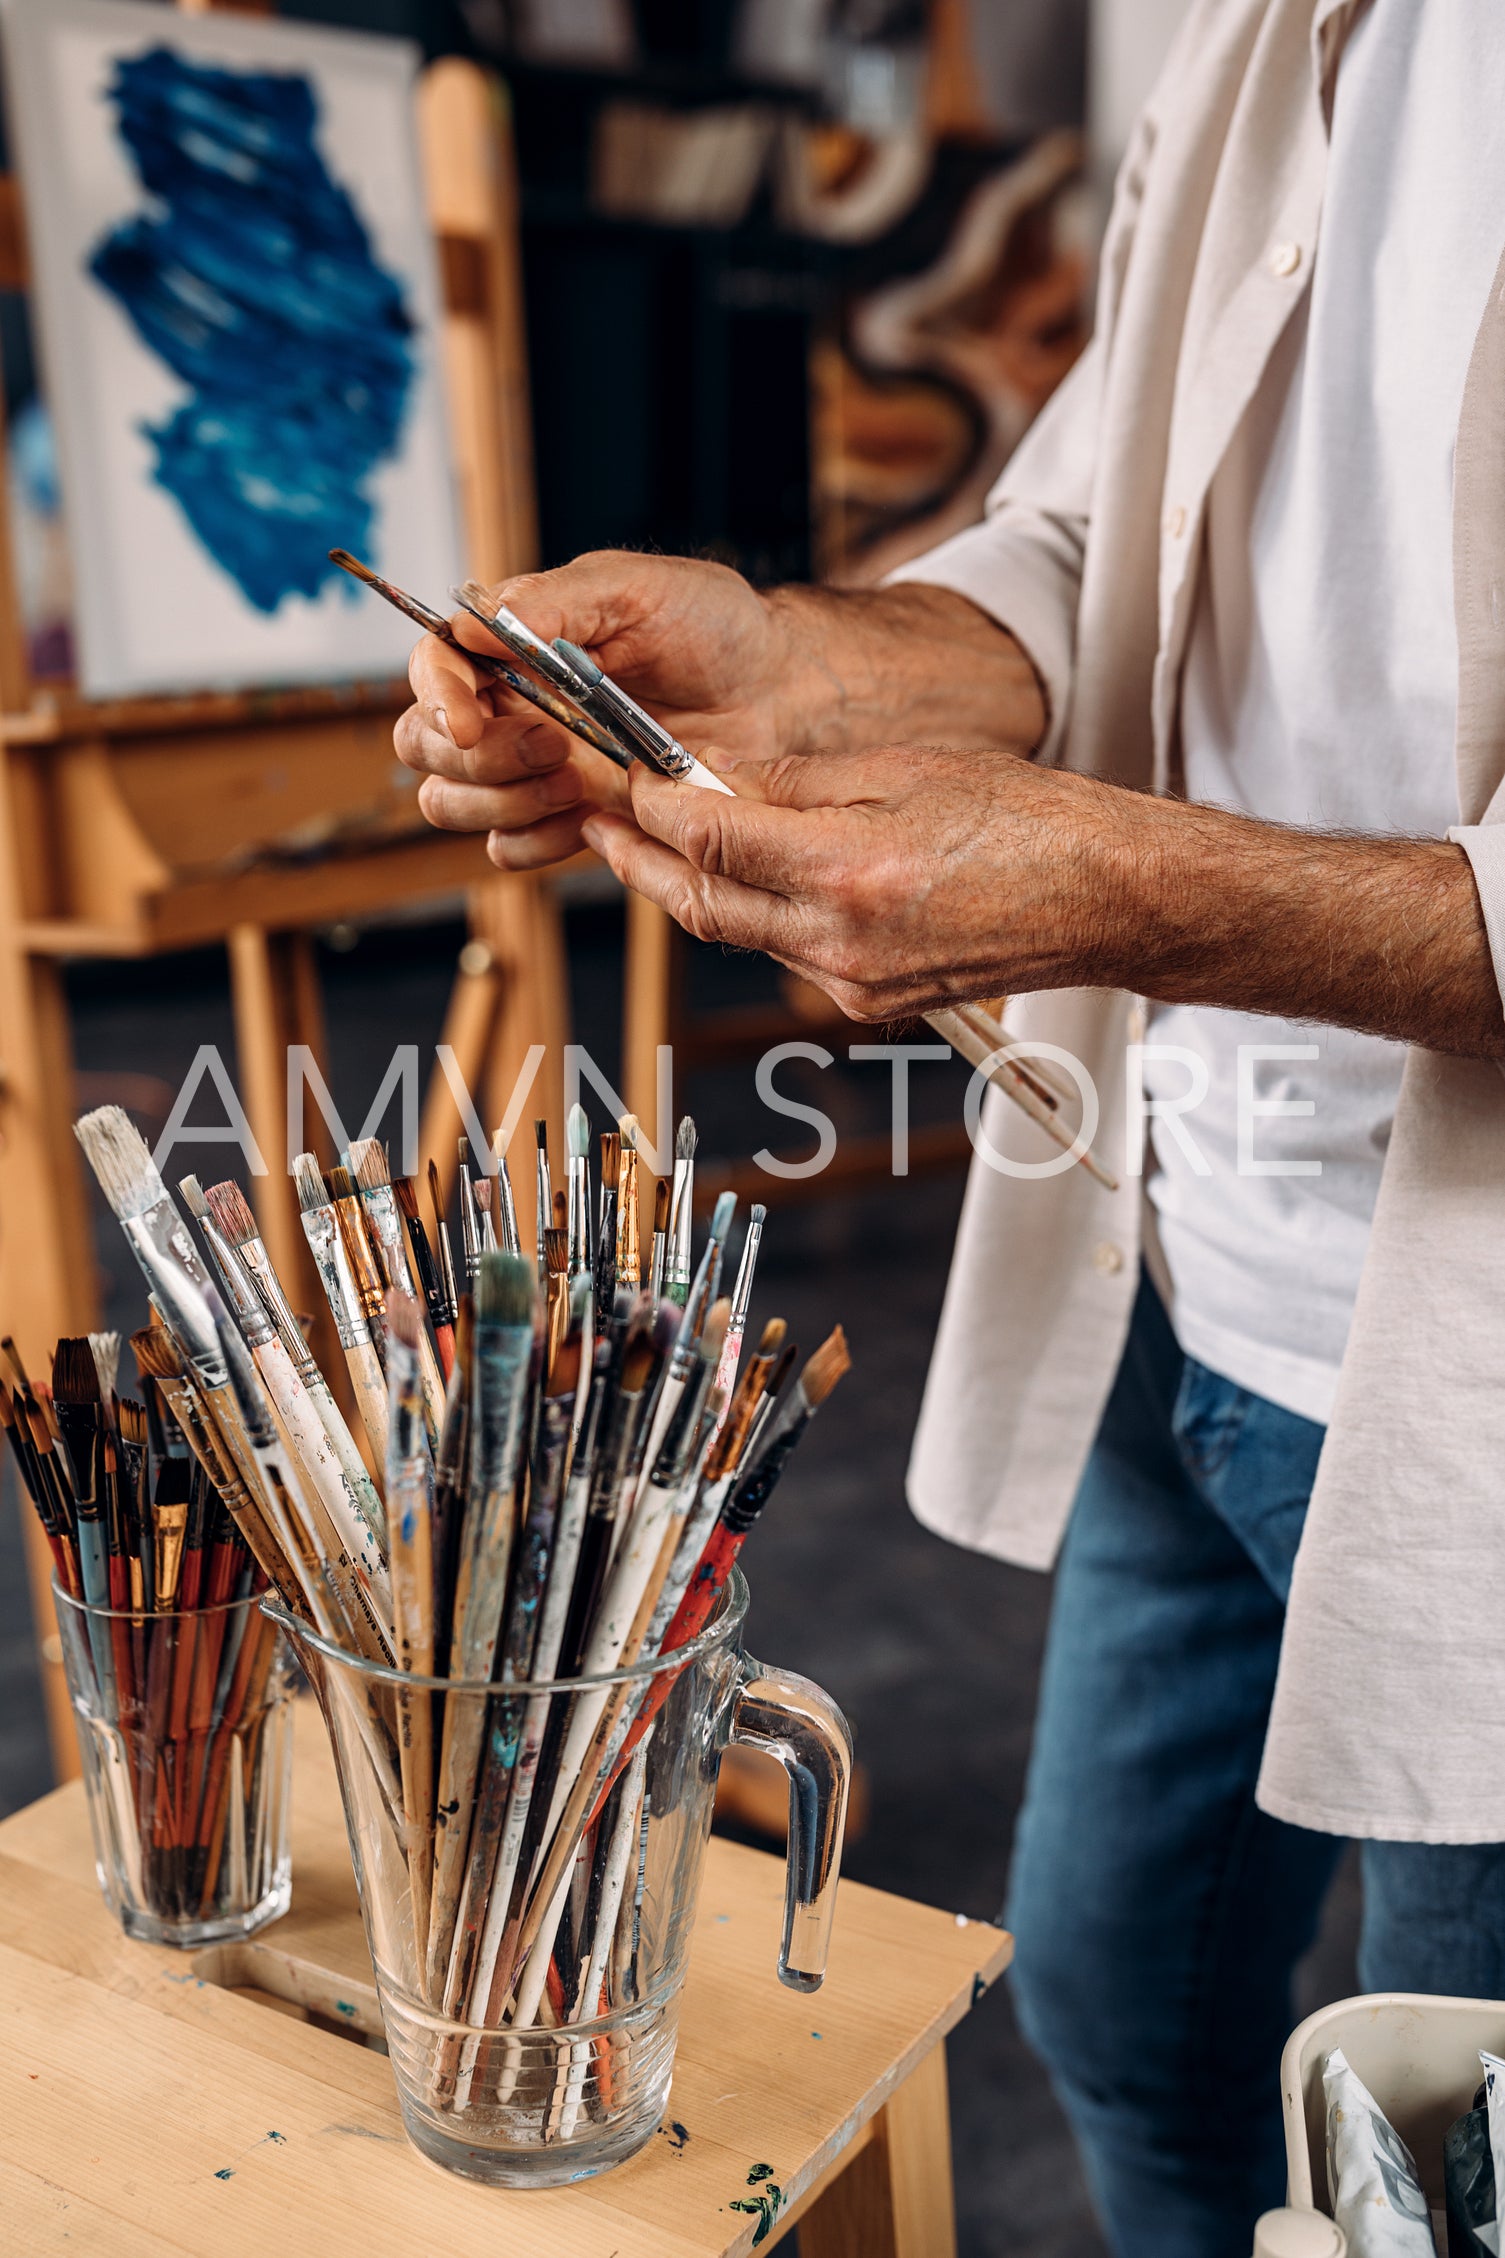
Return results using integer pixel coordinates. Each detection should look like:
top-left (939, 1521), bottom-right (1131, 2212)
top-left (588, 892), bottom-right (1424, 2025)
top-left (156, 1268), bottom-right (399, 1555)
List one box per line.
top-left (580, 745), bottom-right (1118, 1023)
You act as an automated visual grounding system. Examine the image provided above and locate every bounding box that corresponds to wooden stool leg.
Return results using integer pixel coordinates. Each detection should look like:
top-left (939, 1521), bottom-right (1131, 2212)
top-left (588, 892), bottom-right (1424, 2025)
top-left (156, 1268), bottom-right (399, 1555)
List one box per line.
top-left (797, 2044), bottom-right (958, 2258)
top-left (0, 941), bottom-right (97, 1778)
top-left (227, 924), bottom-right (305, 1298)
top-left (622, 891), bottom-right (673, 1165)
top-left (465, 873), bottom-right (571, 1253)
top-left (419, 932), bottom-right (503, 1220)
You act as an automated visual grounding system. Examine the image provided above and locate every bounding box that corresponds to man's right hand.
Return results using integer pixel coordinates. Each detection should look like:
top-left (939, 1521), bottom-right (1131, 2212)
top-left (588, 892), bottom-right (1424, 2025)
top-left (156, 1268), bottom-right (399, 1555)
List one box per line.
top-left (395, 550), bottom-right (803, 871)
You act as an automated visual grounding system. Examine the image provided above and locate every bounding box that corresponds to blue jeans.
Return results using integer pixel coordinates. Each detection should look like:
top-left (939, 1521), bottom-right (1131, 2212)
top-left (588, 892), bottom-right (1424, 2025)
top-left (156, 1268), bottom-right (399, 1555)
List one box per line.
top-left (1005, 1275), bottom-right (1505, 2258)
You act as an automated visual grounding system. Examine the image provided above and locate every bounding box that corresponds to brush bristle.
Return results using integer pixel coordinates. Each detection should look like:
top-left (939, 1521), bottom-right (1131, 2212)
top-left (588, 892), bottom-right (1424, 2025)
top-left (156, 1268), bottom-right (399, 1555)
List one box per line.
top-left (619, 1112), bottom-right (638, 1151)
top-left (177, 1173), bottom-right (208, 1220)
top-left (292, 1153), bottom-right (330, 1214)
top-left (547, 1328), bottom-right (582, 1397)
top-left (457, 1135), bottom-right (472, 1168)
top-left (676, 1115), bottom-right (697, 1161)
top-left (118, 1398), bottom-right (149, 1448)
top-left (567, 1103), bottom-right (590, 1160)
top-left (393, 1175), bottom-right (420, 1220)
top-left (475, 1251), bottom-right (536, 1327)
top-left (385, 1288), bottom-right (423, 1351)
top-left (74, 1105), bottom-right (168, 1221)
top-left (0, 1337), bottom-right (30, 1389)
top-left (330, 1164), bottom-right (358, 1203)
top-left (535, 1118), bottom-right (549, 1151)
top-left (653, 1178), bottom-right (669, 1232)
top-left (701, 1296), bottom-right (731, 1359)
top-left (756, 1317), bottom-right (788, 1358)
top-left (601, 1132), bottom-right (620, 1190)
top-left (750, 1202), bottom-right (768, 1227)
top-left (799, 1325), bottom-right (851, 1408)
top-left (544, 1226), bottom-right (568, 1275)
top-left (711, 1190), bottom-right (736, 1241)
top-left (204, 1179), bottom-right (258, 1246)
top-left (553, 1190), bottom-right (567, 1228)
top-left (349, 1137), bottom-right (391, 1193)
top-left (88, 1331), bottom-right (121, 1400)
top-left (131, 1325), bottom-right (182, 1380)
top-left (153, 1455), bottom-right (193, 1507)
top-left (473, 1175), bottom-right (493, 1212)
top-left (52, 1336), bottom-right (102, 1405)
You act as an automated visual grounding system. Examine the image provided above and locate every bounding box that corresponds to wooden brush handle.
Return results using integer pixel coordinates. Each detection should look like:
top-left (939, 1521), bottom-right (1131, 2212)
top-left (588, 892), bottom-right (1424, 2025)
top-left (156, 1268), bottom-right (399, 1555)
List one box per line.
top-left (343, 1341), bottom-right (390, 1470)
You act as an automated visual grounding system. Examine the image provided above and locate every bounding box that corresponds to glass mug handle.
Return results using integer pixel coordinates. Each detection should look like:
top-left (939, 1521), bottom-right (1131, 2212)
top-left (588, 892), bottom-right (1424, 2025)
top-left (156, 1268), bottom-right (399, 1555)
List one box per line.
top-left (728, 1656), bottom-right (854, 1993)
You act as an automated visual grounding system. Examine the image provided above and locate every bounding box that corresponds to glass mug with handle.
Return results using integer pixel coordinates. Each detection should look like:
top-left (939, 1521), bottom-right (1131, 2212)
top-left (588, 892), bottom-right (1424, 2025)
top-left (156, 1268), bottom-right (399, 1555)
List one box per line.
top-left (271, 1566), bottom-right (851, 2186)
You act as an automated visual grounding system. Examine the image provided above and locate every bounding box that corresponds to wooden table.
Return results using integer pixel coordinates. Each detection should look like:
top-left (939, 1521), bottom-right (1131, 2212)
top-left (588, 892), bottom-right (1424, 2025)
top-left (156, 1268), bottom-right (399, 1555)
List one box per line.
top-left (0, 1700), bottom-right (1012, 2256)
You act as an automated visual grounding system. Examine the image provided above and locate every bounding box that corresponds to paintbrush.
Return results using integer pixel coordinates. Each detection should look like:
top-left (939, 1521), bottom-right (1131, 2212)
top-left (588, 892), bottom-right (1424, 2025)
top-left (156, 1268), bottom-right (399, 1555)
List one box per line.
top-left (51, 1338), bottom-right (115, 1712)
top-left (666, 1116), bottom-right (698, 1308)
top-left (473, 1171), bottom-right (499, 1259)
top-left (427, 1252), bottom-right (536, 1998)
top-left (490, 1133), bottom-right (522, 1258)
top-left (328, 549), bottom-right (630, 764)
top-left (385, 1289), bottom-right (436, 1962)
top-left (292, 1154), bottom-right (390, 1473)
top-left (637, 1187), bottom-right (736, 1489)
top-left (349, 1139), bottom-right (446, 1436)
top-left (429, 1295), bottom-right (473, 1676)
top-left (566, 1103), bottom-right (591, 1284)
top-left (130, 1324), bottom-right (297, 1615)
top-left (457, 1137), bottom-right (483, 1281)
top-left (593, 1133), bottom-right (619, 1341)
top-left (616, 1115), bottom-right (641, 1291)
top-left (648, 1177), bottom-right (669, 1302)
top-left (426, 1159), bottom-right (461, 1331)
top-left (201, 1177), bottom-right (387, 1557)
top-left (329, 1164), bottom-right (390, 1365)
top-left (394, 1173), bottom-right (454, 1377)
top-left (667, 1326), bottom-right (851, 1656)
top-left (533, 1120), bottom-right (551, 1283)
top-left (3, 1379), bottom-right (77, 1595)
top-left (180, 1174), bottom-right (391, 1638)
top-left (715, 1203), bottom-right (766, 1421)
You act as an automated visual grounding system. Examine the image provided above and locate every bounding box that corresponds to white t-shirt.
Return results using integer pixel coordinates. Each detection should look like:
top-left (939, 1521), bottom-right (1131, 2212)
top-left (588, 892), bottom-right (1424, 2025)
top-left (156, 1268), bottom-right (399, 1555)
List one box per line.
top-left (1143, 0), bottom-right (1505, 1425)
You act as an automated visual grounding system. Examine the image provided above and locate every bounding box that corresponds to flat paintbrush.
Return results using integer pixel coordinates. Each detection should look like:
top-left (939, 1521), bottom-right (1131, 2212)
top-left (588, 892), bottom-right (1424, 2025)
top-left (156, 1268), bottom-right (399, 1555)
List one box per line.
top-left (348, 1140), bottom-right (446, 1438)
top-left (394, 1173), bottom-right (455, 1377)
top-left (648, 1177), bottom-right (669, 1302)
top-left (385, 1290), bottom-right (437, 1963)
top-left (593, 1133), bottom-right (619, 1341)
top-left (490, 1132), bottom-right (522, 1258)
top-left (616, 1115), bottom-right (641, 1291)
top-left (533, 1119), bottom-right (552, 1284)
top-left (427, 1253), bottom-right (535, 2001)
top-left (293, 1153), bottom-right (390, 1472)
top-left (329, 1164), bottom-right (390, 1367)
top-left (427, 1159), bottom-right (460, 1329)
top-left (666, 1116), bottom-right (697, 1307)
top-left (327, 548), bottom-right (629, 765)
top-left (202, 1177), bottom-right (386, 1558)
top-left (565, 1103), bottom-right (592, 1285)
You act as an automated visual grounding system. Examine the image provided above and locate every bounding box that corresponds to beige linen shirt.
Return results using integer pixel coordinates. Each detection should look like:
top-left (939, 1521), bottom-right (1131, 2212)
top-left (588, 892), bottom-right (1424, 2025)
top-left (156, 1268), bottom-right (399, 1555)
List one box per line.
top-left (896, 0), bottom-right (1505, 1843)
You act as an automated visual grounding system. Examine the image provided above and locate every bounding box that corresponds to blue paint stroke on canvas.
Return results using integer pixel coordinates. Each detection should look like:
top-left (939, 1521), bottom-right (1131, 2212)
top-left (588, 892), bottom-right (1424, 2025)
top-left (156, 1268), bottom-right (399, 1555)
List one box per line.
top-left (88, 46), bottom-right (416, 613)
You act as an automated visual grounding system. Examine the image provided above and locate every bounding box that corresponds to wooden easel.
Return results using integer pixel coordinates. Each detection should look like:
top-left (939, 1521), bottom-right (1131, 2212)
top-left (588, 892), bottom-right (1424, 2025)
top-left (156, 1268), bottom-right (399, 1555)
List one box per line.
top-left (0, 35), bottom-right (572, 1776)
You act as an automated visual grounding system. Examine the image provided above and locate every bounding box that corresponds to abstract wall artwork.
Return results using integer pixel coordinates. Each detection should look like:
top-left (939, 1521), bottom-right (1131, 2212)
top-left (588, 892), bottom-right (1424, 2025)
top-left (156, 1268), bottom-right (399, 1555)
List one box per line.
top-left (1, 0), bottom-right (461, 698)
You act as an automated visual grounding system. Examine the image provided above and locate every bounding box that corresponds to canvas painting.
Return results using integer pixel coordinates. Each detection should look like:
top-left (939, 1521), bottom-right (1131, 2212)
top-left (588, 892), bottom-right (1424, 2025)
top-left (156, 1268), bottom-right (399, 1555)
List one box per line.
top-left (0, 0), bottom-right (462, 698)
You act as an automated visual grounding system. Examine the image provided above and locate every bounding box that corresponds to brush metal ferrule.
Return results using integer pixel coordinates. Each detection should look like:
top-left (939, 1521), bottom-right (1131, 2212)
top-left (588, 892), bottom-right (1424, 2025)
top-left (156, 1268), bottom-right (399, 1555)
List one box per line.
top-left (458, 1160), bottom-right (482, 1282)
top-left (298, 1202), bottom-right (372, 1352)
top-left (495, 1152), bottom-right (521, 1258)
top-left (666, 1158), bottom-right (694, 1301)
top-left (119, 1198), bottom-right (229, 1387)
top-left (194, 1214), bottom-right (275, 1350)
top-left (237, 1233), bottom-right (319, 1375)
top-left (358, 1182), bottom-right (418, 1301)
top-left (567, 1155), bottom-right (591, 1282)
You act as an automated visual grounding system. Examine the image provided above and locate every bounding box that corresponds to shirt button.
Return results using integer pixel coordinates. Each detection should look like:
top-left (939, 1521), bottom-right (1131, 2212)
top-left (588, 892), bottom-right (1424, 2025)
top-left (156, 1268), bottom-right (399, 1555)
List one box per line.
top-left (1268, 240), bottom-right (1302, 278)
top-left (1093, 1240), bottom-right (1124, 1275)
top-left (1163, 504), bottom-right (1186, 539)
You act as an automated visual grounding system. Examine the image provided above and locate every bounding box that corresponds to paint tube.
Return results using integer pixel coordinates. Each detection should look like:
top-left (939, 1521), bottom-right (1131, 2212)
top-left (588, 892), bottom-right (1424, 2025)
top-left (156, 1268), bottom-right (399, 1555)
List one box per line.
top-left (1323, 2048), bottom-right (1435, 2257)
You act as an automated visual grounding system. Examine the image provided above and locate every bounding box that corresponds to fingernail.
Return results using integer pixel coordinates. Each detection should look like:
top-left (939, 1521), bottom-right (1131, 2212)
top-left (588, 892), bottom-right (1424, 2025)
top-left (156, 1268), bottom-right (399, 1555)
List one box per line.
top-left (431, 705), bottom-right (450, 740)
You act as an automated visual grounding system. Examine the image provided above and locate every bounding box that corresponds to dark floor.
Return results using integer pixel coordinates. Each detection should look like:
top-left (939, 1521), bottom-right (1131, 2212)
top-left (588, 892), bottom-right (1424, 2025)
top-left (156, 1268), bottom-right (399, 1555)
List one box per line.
top-left (0, 902), bottom-right (1361, 2257)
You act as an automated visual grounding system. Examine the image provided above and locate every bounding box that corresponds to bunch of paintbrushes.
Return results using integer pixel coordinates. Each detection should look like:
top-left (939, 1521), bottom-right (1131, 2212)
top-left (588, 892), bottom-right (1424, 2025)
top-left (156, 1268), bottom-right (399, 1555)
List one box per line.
top-left (2, 1328), bottom-right (281, 1920)
top-left (60, 1096), bottom-right (845, 2105)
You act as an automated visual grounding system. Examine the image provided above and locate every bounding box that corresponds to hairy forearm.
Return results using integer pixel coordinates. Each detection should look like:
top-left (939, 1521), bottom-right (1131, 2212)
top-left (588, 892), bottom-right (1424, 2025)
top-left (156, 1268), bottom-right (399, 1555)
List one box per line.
top-left (1090, 788), bottom-right (1505, 1060)
top-left (764, 583), bottom-right (1047, 759)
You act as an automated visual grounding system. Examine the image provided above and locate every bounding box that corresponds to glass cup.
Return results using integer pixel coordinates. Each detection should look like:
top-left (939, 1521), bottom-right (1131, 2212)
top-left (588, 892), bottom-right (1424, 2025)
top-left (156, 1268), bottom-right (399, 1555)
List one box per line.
top-left (270, 1568), bottom-right (852, 2186)
top-left (54, 1581), bottom-right (295, 1947)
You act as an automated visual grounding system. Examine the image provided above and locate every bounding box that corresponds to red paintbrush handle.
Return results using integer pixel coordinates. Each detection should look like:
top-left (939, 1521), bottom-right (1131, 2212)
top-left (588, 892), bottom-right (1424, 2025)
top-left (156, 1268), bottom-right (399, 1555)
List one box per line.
top-left (588, 1529), bottom-right (745, 1822)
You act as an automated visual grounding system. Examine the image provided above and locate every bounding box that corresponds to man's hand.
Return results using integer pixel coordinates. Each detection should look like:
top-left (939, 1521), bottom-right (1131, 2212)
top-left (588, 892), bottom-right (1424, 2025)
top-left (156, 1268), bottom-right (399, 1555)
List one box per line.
top-left (394, 549), bottom-right (1045, 873)
top-left (581, 744), bottom-right (1505, 1058)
